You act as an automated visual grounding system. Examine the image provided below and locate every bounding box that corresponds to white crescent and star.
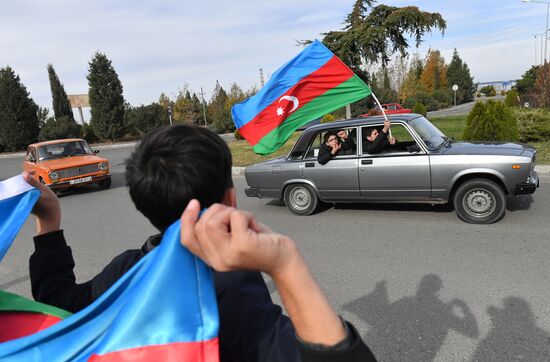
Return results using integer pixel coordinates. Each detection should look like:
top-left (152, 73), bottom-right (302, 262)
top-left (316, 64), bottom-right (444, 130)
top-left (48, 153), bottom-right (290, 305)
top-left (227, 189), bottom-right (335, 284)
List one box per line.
top-left (276, 95), bottom-right (300, 117)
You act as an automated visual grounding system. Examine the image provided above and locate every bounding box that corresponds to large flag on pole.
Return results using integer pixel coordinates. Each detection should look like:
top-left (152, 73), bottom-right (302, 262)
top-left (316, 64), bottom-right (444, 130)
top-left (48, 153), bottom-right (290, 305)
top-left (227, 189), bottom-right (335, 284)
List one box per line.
top-left (0, 175), bottom-right (219, 361)
top-left (232, 40), bottom-right (372, 155)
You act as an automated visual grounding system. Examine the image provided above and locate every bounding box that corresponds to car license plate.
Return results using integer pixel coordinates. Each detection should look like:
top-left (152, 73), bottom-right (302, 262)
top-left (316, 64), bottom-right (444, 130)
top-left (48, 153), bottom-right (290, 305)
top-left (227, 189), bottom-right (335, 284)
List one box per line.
top-left (69, 176), bottom-right (92, 185)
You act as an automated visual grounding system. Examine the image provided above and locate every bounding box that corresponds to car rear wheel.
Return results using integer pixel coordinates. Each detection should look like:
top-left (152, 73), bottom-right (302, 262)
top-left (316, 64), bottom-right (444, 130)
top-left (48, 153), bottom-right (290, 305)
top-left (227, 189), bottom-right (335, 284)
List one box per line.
top-left (284, 184), bottom-right (318, 216)
top-left (453, 179), bottom-right (506, 224)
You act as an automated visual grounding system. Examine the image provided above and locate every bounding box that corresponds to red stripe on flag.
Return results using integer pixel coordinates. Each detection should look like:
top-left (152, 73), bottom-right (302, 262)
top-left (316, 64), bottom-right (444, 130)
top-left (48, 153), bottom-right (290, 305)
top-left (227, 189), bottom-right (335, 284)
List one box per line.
top-left (89, 338), bottom-right (219, 362)
top-left (239, 56), bottom-right (353, 145)
top-left (0, 312), bottom-right (62, 343)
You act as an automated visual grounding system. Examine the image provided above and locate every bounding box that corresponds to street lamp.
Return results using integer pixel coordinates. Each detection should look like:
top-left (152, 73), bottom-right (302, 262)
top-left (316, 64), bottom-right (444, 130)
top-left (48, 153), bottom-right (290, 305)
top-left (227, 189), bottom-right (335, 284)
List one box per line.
top-left (533, 32), bottom-right (546, 64)
top-left (167, 105), bottom-right (173, 126)
top-left (523, 0), bottom-right (550, 63)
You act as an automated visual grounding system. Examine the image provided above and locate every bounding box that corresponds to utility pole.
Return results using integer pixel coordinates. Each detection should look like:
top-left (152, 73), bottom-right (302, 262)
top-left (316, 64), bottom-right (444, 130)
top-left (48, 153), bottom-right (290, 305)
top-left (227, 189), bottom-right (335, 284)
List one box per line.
top-left (200, 86), bottom-right (207, 127)
top-left (259, 68), bottom-right (265, 88)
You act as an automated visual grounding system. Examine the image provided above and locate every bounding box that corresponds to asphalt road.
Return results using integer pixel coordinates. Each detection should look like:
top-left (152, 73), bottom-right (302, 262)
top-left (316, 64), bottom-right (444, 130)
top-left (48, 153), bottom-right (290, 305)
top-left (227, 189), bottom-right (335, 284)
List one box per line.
top-left (2, 147), bottom-right (550, 361)
top-left (427, 95), bottom-right (506, 118)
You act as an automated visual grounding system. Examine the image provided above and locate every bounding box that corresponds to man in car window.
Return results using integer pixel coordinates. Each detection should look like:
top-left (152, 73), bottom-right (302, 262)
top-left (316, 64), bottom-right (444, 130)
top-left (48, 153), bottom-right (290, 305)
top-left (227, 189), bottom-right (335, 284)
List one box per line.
top-left (317, 131), bottom-right (341, 165)
top-left (363, 120), bottom-right (396, 154)
top-left (337, 129), bottom-right (356, 155)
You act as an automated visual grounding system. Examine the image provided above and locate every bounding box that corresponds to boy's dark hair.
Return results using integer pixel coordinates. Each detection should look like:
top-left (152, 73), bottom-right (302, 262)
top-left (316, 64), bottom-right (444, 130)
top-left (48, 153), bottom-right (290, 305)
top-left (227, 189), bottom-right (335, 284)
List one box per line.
top-left (125, 124), bottom-right (233, 231)
top-left (323, 131), bottom-right (338, 143)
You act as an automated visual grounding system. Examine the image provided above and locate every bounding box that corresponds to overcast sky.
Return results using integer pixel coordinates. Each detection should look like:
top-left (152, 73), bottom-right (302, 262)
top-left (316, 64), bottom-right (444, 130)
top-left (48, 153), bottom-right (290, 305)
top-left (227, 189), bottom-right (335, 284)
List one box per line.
top-left (1, 0), bottom-right (546, 113)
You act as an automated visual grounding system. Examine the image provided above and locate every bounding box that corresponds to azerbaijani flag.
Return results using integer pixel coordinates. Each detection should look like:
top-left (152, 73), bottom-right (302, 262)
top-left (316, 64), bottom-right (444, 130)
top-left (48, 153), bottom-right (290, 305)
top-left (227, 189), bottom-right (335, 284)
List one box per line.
top-left (232, 40), bottom-right (372, 155)
top-left (0, 175), bottom-right (219, 361)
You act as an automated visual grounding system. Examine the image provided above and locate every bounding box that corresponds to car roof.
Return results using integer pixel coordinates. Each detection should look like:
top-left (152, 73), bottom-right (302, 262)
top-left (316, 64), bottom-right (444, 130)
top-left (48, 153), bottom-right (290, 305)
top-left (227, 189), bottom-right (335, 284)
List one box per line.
top-left (302, 113), bottom-right (422, 134)
top-left (29, 138), bottom-right (86, 148)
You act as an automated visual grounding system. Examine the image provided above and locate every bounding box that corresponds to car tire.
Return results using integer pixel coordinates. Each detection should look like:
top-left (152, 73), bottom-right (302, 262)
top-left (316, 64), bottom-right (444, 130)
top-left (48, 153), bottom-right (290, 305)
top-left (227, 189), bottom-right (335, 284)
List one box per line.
top-left (98, 178), bottom-right (111, 190)
top-left (284, 184), bottom-right (318, 216)
top-left (453, 179), bottom-right (506, 224)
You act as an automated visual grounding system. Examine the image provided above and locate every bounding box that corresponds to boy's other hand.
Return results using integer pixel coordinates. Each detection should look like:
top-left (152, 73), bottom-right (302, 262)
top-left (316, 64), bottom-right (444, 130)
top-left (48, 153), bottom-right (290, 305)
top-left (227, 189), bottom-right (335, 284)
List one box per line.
top-left (23, 171), bottom-right (61, 235)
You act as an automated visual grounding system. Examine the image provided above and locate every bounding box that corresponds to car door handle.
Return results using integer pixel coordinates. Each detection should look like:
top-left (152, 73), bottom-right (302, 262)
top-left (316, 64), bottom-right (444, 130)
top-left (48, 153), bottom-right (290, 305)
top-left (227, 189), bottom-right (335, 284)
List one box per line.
top-left (305, 162), bottom-right (315, 168)
top-left (361, 159), bottom-right (373, 165)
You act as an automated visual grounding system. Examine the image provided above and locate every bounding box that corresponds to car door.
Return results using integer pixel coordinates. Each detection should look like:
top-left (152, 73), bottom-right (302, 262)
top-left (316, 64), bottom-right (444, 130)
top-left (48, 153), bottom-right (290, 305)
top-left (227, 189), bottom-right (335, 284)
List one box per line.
top-left (359, 123), bottom-right (431, 200)
top-left (301, 128), bottom-right (359, 201)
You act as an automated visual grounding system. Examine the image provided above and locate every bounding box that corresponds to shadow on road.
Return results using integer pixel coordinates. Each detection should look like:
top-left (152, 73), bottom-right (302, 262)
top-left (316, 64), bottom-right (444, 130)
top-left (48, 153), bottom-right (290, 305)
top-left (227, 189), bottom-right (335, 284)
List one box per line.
top-left (344, 275), bottom-right (478, 361)
top-left (470, 296), bottom-right (550, 361)
top-left (506, 194), bottom-right (533, 212)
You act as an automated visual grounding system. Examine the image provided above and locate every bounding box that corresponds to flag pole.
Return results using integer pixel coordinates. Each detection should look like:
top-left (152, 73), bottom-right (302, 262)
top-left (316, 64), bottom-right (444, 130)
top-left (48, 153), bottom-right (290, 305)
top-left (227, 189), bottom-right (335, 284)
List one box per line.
top-left (370, 92), bottom-right (392, 138)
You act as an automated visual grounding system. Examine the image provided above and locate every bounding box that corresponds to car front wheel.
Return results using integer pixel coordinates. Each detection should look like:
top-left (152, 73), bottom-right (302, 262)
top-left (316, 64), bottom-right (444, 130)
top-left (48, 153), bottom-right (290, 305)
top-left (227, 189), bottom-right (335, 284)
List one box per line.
top-left (453, 179), bottom-right (506, 224)
top-left (284, 184), bottom-right (318, 216)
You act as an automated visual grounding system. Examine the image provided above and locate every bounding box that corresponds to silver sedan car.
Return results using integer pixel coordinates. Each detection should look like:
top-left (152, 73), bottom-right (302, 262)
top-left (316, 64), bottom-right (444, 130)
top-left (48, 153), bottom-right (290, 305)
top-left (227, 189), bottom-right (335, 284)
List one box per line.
top-left (244, 114), bottom-right (539, 224)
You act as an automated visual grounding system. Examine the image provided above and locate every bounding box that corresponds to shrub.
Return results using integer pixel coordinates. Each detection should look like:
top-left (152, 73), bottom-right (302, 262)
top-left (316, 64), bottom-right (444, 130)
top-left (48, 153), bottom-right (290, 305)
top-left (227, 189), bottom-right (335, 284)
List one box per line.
top-left (514, 108), bottom-right (550, 142)
top-left (504, 89), bottom-right (520, 108)
top-left (321, 114), bottom-right (335, 123)
top-left (81, 123), bottom-right (98, 143)
top-left (489, 88), bottom-right (497, 97)
top-left (39, 116), bottom-right (81, 141)
top-left (476, 92), bottom-right (481, 98)
top-left (500, 90), bottom-right (506, 96)
top-left (463, 100), bottom-right (518, 142)
top-left (234, 129), bottom-right (244, 140)
top-left (479, 85), bottom-right (496, 96)
top-left (412, 102), bottom-right (427, 116)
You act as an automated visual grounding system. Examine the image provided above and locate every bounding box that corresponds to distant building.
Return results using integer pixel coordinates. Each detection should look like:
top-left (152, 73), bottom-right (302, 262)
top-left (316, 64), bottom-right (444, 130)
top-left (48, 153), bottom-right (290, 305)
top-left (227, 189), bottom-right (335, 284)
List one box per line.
top-left (476, 80), bottom-right (517, 92)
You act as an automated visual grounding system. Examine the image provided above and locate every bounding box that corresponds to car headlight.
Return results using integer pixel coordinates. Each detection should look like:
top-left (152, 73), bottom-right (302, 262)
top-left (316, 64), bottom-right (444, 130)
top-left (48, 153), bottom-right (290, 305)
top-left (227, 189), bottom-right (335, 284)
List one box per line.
top-left (49, 171), bottom-right (59, 181)
top-left (98, 162), bottom-right (108, 171)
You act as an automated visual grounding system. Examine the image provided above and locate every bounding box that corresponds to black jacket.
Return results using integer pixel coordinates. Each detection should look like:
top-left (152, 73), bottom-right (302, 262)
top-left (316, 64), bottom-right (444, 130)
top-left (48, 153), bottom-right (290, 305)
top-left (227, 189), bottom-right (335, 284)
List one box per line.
top-left (363, 130), bottom-right (390, 154)
top-left (30, 230), bottom-right (376, 362)
top-left (317, 143), bottom-right (336, 165)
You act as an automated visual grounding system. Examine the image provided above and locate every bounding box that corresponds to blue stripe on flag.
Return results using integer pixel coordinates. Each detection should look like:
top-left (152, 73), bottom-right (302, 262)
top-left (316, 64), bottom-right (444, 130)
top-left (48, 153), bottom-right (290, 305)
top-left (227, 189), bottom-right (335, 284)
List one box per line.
top-left (231, 40), bottom-right (333, 129)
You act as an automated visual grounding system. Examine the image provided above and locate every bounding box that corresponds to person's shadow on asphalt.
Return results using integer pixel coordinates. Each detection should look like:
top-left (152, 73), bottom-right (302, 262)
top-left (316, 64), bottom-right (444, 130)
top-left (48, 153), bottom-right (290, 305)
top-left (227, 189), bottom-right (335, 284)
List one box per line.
top-left (344, 274), bottom-right (479, 361)
top-left (470, 296), bottom-right (550, 361)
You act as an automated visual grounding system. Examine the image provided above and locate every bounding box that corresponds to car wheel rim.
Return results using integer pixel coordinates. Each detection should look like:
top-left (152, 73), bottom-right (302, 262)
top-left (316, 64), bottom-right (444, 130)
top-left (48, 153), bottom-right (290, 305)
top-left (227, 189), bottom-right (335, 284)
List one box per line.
top-left (463, 188), bottom-right (495, 218)
top-left (289, 187), bottom-right (311, 211)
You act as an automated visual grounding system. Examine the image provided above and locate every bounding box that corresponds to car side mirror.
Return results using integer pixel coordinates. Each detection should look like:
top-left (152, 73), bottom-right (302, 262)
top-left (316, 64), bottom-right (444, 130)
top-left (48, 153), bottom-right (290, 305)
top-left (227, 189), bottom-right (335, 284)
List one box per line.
top-left (26, 154), bottom-right (36, 162)
top-left (93, 148), bottom-right (100, 154)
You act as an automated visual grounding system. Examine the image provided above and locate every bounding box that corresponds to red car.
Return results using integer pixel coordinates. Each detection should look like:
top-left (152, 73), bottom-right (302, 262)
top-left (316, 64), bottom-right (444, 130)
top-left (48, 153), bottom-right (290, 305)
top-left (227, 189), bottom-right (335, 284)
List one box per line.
top-left (360, 103), bottom-right (412, 117)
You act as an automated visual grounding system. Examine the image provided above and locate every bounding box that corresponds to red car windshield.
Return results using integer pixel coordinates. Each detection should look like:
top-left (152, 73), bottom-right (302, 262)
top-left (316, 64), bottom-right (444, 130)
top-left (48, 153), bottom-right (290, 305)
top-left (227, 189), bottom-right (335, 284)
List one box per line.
top-left (37, 141), bottom-right (93, 161)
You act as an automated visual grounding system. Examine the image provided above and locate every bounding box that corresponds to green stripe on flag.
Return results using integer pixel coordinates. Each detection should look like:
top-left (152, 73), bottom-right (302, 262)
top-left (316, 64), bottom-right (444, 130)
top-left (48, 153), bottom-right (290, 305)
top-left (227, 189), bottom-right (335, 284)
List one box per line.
top-left (253, 75), bottom-right (371, 155)
top-left (0, 289), bottom-right (72, 319)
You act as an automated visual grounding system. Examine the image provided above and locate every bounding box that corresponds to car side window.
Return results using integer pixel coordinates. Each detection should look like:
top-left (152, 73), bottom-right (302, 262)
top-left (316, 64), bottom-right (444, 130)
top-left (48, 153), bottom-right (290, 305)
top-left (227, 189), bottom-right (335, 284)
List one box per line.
top-left (387, 105), bottom-right (397, 111)
top-left (305, 133), bottom-right (322, 159)
top-left (362, 123), bottom-right (419, 155)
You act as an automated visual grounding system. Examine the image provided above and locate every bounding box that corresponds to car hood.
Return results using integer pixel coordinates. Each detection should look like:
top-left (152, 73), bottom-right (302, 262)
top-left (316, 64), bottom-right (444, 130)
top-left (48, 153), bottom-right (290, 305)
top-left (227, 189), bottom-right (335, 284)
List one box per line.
top-left (442, 141), bottom-right (535, 157)
top-left (38, 155), bottom-right (108, 170)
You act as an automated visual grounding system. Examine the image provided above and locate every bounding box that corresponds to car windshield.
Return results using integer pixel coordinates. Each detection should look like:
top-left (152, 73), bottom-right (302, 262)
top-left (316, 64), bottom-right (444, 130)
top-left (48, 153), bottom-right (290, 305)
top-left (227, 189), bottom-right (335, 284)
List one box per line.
top-left (37, 141), bottom-right (93, 161)
top-left (409, 117), bottom-right (447, 150)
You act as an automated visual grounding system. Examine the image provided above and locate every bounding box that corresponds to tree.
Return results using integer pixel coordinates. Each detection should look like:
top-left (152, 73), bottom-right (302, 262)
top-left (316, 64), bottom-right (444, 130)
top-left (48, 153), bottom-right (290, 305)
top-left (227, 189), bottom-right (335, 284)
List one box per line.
top-left (399, 54), bottom-right (425, 101)
top-left (37, 106), bottom-right (50, 128)
top-left (87, 52), bottom-right (125, 141)
top-left (516, 65), bottom-right (540, 96)
top-left (313, 0), bottom-right (445, 81)
top-left (446, 49), bottom-right (475, 104)
top-left (173, 86), bottom-right (200, 124)
top-left (420, 50), bottom-right (447, 93)
top-left (124, 103), bottom-right (169, 135)
top-left (504, 89), bottom-right (520, 108)
top-left (39, 115), bottom-right (81, 141)
top-left (463, 100), bottom-right (518, 142)
top-left (47, 64), bottom-right (75, 122)
top-left (534, 62), bottom-right (550, 108)
top-left (372, 67), bottom-right (398, 103)
top-left (208, 81), bottom-right (232, 133)
top-left (0, 66), bottom-right (39, 151)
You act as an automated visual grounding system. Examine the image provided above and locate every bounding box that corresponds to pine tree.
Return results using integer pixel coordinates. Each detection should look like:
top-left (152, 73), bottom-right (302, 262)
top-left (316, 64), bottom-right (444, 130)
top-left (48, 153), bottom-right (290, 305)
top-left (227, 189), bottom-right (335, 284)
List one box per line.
top-left (87, 52), bottom-right (125, 141)
top-left (0, 66), bottom-right (39, 151)
top-left (446, 49), bottom-right (475, 104)
top-left (208, 81), bottom-right (232, 132)
top-left (47, 64), bottom-right (75, 122)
